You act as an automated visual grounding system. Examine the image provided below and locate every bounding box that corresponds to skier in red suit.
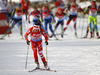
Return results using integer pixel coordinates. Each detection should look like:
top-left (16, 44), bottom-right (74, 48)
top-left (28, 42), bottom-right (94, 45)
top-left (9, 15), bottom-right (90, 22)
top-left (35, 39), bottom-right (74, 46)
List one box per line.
top-left (63, 0), bottom-right (83, 37)
top-left (24, 22), bottom-right (49, 69)
top-left (54, 8), bottom-right (65, 38)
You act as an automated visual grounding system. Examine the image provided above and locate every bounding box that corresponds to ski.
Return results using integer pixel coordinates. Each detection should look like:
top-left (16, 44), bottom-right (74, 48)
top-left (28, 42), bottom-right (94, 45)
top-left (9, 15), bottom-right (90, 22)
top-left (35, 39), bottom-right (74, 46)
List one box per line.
top-left (29, 68), bottom-right (56, 72)
top-left (48, 34), bottom-right (59, 40)
top-left (54, 34), bottom-right (59, 40)
top-left (39, 68), bottom-right (56, 72)
top-left (55, 33), bottom-right (67, 35)
top-left (29, 68), bottom-right (38, 72)
top-left (0, 35), bottom-right (6, 40)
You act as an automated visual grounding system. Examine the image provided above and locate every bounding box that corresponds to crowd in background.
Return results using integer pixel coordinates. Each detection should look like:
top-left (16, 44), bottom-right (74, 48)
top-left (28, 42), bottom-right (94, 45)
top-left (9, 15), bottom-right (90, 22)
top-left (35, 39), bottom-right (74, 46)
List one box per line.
top-left (0, 0), bottom-right (100, 39)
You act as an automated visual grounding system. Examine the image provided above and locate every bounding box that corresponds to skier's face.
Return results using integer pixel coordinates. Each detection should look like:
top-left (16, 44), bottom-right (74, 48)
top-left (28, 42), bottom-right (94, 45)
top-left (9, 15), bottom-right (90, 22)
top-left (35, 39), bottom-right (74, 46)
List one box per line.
top-left (92, 5), bottom-right (95, 8)
top-left (34, 8), bottom-right (37, 12)
top-left (43, 9), bottom-right (46, 12)
top-left (17, 7), bottom-right (21, 10)
top-left (58, 10), bottom-right (62, 14)
top-left (33, 29), bottom-right (39, 32)
top-left (72, 2), bottom-right (76, 5)
top-left (33, 25), bottom-right (40, 32)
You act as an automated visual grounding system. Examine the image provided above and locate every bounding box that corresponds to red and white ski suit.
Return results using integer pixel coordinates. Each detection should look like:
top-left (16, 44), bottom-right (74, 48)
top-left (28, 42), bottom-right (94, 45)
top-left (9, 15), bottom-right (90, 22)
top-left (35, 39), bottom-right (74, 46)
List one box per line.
top-left (24, 27), bottom-right (48, 63)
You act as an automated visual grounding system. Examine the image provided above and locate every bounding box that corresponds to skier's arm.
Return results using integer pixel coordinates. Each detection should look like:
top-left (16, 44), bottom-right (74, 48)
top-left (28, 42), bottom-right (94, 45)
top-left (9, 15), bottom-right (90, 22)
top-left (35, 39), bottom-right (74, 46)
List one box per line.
top-left (11, 9), bottom-right (15, 19)
top-left (65, 5), bottom-right (71, 12)
top-left (40, 10), bottom-right (43, 21)
top-left (78, 5), bottom-right (83, 12)
top-left (41, 28), bottom-right (48, 42)
top-left (24, 28), bottom-right (32, 41)
top-left (49, 11), bottom-right (55, 21)
top-left (28, 12), bottom-right (32, 23)
top-left (84, 6), bottom-right (90, 14)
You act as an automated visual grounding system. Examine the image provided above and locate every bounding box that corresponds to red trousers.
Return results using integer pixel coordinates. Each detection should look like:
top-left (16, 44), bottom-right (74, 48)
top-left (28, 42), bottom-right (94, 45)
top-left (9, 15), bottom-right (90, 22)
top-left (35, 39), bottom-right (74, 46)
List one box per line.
top-left (30, 40), bottom-right (46, 63)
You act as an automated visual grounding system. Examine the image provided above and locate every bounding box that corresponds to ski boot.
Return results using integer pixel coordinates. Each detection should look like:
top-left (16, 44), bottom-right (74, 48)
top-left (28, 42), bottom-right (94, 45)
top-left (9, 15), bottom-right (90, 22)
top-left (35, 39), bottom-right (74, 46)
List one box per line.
top-left (83, 35), bottom-right (87, 38)
top-left (35, 60), bottom-right (40, 69)
top-left (43, 62), bottom-right (50, 70)
top-left (61, 34), bottom-right (63, 38)
top-left (96, 32), bottom-right (100, 39)
top-left (83, 34), bottom-right (88, 38)
top-left (49, 34), bottom-right (56, 38)
top-left (90, 32), bottom-right (93, 38)
top-left (92, 29), bottom-right (95, 38)
top-left (74, 32), bottom-right (78, 38)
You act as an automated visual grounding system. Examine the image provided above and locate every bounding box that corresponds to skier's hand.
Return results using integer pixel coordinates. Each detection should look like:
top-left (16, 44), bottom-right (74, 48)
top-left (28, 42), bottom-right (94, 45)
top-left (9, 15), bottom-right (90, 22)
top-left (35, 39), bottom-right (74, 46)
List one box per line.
top-left (40, 19), bottom-right (43, 22)
top-left (27, 41), bottom-right (30, 45)
top-left (52, 19), bottom-right (56, 22)
top-left (28, 20), bottom-right (31, 23)
top-left (11, 17), bottom-right (14, 20)
top-left (45, 41), bottom-right (48, 45)
top-left (52, 19), bottom-right (56, 24)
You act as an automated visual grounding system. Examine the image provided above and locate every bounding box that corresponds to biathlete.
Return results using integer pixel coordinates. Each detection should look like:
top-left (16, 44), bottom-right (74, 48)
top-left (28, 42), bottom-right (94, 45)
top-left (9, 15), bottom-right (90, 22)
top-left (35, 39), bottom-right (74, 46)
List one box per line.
top-left (84, 0), bottom-right (100, 38)
top-left (24, 21), bottom-right (49, 69)
top-left (0, 4), bottom-right (27, 39)
top-left (28, 7), bottom-right (44, 29)
top-left (40, 6), bottom-right (55, 38)
top-left (63, 0), bottom-right (83, 37)
top-left (54, 8), bottom-right (65, 38)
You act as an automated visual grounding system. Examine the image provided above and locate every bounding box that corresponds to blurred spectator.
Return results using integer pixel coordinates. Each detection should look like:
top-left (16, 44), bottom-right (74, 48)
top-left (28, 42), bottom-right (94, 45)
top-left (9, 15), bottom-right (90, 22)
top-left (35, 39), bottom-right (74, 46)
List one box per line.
top-left (54, 0), bottom-right (65, 11)
top-left (20, 0), bottom-right (30, 14)
top-left (0, 0), bottom-right (8, 13)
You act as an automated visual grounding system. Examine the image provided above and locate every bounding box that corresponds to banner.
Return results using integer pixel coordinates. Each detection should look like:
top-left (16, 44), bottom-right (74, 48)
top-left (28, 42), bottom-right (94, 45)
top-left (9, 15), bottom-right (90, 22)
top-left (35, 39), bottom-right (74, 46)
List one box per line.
top-left (0, 13), bottom-right (11, 34)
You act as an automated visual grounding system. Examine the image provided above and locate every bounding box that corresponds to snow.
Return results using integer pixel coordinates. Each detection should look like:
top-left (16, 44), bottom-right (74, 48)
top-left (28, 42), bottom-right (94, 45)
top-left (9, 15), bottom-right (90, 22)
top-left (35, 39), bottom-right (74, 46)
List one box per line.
top-left (0, 14), bottom-right (100, 75)
top-left (78, 1), bottom-right (91, 8)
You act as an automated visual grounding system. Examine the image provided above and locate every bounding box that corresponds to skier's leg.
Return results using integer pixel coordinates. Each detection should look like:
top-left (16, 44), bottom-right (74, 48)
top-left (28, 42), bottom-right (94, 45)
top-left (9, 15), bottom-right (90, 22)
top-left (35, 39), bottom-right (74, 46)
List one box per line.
top-left (88, 16), bottom-right (93, 38)
top-left (5, 21), bottom-right (15, 34)
top-left (93, 16), bottom-right (100, 38)
top-left (49, 21), bottom-right (55, 35)
top-left (63, 20), bottom-right (71, 31)
top-left (30, 40), bottom-right (39, 67)
top-left (1, 20), bottom-right (16, 39)
top-left (92, 22), bottom-right (95, 37)
top-left (61, 21), bottom-right (64, 38)
top-left (37, 40), bottom-right (47, 67)
top-left (44, 21), bottom-right (48, 34)
top-left (63, 15), bottom-right (72, 32)
top-left (73, 16), bottom-right (77, 36)
top-left (84, 25), bottom-right (89, 38)
top-left (54, 21), bottom-right (60, 31)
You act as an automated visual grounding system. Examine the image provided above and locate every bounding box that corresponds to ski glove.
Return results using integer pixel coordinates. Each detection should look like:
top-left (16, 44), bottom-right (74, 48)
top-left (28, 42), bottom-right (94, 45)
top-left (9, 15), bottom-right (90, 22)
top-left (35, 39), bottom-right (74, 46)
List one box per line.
top-left (28, 20), bottom-right (31, 23)
top-left (11, 17), bottom-right (14, 20)
top-left (40, 19), bottom-right (43, 22)
top-left (27, 41), bottom-right (30, 45)
top-left (45, 41), bottom-right (48, 45)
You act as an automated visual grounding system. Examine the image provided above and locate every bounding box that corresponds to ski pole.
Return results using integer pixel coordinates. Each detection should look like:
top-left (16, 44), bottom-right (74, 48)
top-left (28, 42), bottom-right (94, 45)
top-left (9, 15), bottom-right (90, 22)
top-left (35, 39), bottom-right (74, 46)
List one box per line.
top-left (46, 45), bottom-right (48, 62)
top-left (25, 45), bottom-right (29, 69)
top-left (79, 13), bottom-right (82, 28)
top-left (61, 24), bottom-right (64, 38)
top-left (81, 15), bottom-right (85, 37)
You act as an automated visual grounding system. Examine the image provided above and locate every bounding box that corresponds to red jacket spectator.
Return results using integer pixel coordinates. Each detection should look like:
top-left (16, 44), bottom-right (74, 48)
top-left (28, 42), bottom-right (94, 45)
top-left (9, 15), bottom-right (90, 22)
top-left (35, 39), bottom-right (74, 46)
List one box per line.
top-left (20, 0), bottom-right (30, 14)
